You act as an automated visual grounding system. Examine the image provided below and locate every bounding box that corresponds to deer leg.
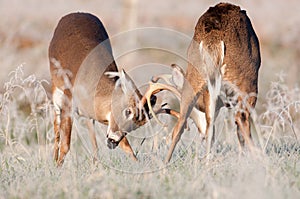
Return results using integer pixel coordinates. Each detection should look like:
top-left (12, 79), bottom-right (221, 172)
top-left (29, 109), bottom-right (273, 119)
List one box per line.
top-left (86, 119), bottom-right (99, 163)
top-left (52, 86), bottom-right (63, 163)
top-left (165, 86), bottom-right (197, 163)
top-left (190, 107), bottom-right (206, 136)
top-left (106, 113), bottom-right (137, 161)
top-left (165, 117), bottom-right (187, 163)
top-left (204, 71), bottom-right (223, 155)
top-left (235, 99), bottom-right (254, 150)
top-left (53, 107), bottom-right (61, 162)
top-left (57, 115), bottom-right (72, 166)
top-left (119, 137), bottom-right (138, 161)
top-left (235, 110), bottom-right (250, 149)
top-left (204, 90), bottom-right (216, 155)
top-left (57, 90), bottom-right (73, 166)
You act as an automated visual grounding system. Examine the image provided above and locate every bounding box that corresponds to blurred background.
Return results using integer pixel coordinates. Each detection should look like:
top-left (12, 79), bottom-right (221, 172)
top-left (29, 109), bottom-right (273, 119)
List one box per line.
top-left (0, 0), bottom-right (299, 113)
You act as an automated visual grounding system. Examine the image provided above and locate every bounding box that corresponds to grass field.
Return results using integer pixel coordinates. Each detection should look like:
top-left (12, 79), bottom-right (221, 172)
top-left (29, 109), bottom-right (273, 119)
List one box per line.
top-left (1, 0), bottom-right (300, 198)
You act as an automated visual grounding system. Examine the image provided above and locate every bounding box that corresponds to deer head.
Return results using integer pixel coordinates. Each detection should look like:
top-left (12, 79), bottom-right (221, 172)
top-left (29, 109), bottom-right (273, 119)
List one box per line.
top-left (105, 69), bottom-right (156, 149)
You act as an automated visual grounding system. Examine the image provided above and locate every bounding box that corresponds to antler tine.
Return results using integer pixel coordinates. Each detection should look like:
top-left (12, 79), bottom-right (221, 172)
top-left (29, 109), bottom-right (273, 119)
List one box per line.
top-left (151, 74), bottom-right (173, 84)
top-left (155, 108), bottom-right (180, 119)
top-left (139, 82), bottom-right (182, 126)
top-left (151, 64), bottom-right (185, 84)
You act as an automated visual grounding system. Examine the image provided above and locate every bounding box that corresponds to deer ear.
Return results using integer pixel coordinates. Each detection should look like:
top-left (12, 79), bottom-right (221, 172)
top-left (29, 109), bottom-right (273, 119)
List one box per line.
top-left (119, 69), bottom-right (134, 95)
top-left (171, 64), bottom-right (185, 89)
top-left (119, 69), bottom-right (143, 99)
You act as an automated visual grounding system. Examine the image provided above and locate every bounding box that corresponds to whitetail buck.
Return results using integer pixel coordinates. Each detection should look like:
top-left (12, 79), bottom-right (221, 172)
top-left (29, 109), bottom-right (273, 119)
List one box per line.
top-left (145, 3), bottom-right (261, 163)
top-left (49, 12), bottom-right (156, 166)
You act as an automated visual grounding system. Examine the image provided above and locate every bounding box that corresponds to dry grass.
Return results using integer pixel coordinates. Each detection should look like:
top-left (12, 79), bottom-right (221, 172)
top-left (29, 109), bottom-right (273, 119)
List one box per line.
top-left (0, 64), bottom-right (299, 199)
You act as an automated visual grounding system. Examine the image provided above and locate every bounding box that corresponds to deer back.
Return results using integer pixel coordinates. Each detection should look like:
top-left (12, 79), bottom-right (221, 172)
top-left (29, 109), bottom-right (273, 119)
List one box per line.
top-left (49, 13), bottom-right (118, 121)
top-left (186, 3), bottom-right (261, 109)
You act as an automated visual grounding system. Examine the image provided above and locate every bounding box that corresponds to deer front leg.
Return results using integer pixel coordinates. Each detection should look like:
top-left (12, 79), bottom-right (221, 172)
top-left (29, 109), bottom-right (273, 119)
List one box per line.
top-left (235, 97), bottom-right (254, 150)
top-left (106, 112), bottom-right (137, 161)
top-left (119, 137), bottom-right (138, 161)
top-left (86, 119), bottom-right (99, 163)
top-left (165, 86), bottom-right (197, 163)
top-left (235, 108), bottom-right (253, 150)
top-left (165, 117), bottom-right (187, 163)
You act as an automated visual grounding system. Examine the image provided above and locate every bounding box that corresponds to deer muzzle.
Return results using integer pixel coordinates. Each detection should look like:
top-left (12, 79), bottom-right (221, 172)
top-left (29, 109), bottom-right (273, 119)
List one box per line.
top-left (106, 130), bottom-right (126, 149)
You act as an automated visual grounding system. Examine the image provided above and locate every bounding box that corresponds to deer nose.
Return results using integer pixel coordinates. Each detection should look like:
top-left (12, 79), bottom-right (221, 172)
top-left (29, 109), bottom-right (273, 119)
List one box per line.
top-left (107, 138), bottom-right (119, 149)
top-left (106, 130), bottom-right (126, 149)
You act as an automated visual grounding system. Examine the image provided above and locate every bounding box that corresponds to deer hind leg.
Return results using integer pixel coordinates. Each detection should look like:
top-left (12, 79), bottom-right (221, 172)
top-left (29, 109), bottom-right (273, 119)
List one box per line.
top-left (204, 79), bottom-right (222, 155)
top-left (53, 105), bottom-right (61, 162)
top-left (53, 87), bottom-right (73, 166)
top-left (53, 86), bottom-right (63, 163)
top-left (206, 103), bottom-right (225, 153)
top-left (58, 111), bottom-right (72, 166)
top-left (190, 108), bottom-right (206, 136)
top-left (204, 90), bottom-right (215, 155)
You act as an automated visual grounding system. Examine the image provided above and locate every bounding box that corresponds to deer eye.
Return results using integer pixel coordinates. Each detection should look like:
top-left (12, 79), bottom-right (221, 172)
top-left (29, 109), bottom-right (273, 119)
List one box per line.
top-left (123, 108), bottom-right (133, 119)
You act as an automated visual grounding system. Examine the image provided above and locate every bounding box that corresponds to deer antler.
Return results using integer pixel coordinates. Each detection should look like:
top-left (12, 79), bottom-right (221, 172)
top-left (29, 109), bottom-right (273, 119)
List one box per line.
top-left (139, 81), bottom-right (182, 126)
